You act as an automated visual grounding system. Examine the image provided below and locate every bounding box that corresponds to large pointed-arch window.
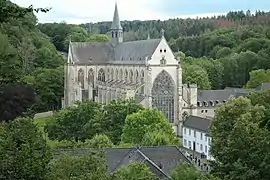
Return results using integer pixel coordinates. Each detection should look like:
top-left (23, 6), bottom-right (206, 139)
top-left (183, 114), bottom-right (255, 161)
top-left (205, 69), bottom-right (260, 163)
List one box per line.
top-left (78, 68), bottom-right (84, 88)
top-left (88, 69), bottom-right (94, 86)
top-left (151, 70), bottom-right (175, 123)
top-left (124, 70), bottom-right (128, 81)
top-left (111, 68), bottom-right (114, 79)
top-left (140, 70), bottom-right (144, 93)
top-left (115, 69), bottom-right (119, 80)
top-left (107, 68), bottom-right (110, 80)
top-left (119, 69), bottom-right (123, 80)
top-left (135, 70), bottom-right (139, 82)
top-left (129, 70), bottom-right (133, 82)
top-left (98, 68), bottom-right (105, 82)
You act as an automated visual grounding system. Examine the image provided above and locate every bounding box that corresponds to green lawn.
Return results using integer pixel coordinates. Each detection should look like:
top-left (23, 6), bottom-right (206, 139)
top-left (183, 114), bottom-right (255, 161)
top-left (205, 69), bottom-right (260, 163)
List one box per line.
top-left (34, 117), bottom-right (59, 147)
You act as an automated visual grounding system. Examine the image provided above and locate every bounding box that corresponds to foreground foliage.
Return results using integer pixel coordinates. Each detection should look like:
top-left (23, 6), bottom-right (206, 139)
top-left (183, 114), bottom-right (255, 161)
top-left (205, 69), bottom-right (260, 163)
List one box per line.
top-left (0, 117), bottom-right (52, 179)
top-left (211, 97), bottom-right (270, 179)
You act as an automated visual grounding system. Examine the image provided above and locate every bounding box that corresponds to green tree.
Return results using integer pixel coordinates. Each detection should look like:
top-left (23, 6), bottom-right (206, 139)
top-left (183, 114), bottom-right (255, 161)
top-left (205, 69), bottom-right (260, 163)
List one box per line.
top-left (211, 97), bottom-right (270, 179)
top-left (112, 162), bottom-right (158, 180)
top-left (85, 134), bottom-right (114, 148)
top-left (0, 117), bottom-right (52, 179)
top-left (121, 108), bottom-right (178, 145)
top-left (141, 130), bottom-right (180, 146)
top-left (182, 64), bottom-right (211, 89)
top-left (88, 34), bottom-right (110, 42)
top-left (171, 164), bottom-right (201, 180)
top-left (102, 99), bottom-right (144, 144)
top-left (246, 69), bottom-right (270, 88)
top-left (47, 151), bottom-right (109, 180)
top-left (45, 101), bottom-right (102, 142)
top-left (0, 32), bottom-right (21, 83)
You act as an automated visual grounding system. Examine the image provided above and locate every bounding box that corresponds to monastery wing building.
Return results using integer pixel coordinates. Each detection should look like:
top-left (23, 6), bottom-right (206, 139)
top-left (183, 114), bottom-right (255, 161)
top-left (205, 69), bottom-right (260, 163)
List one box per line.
top-left (63, 3), bottom-right (270, 137)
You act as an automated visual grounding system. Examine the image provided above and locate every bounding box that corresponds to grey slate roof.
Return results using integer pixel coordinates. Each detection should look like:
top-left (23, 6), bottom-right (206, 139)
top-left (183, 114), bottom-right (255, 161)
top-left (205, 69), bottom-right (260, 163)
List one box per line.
top-left (53, 146), bottom-right (191, 179)
top-left (111, 3), bottom-right (122, 30)
top-left (70, 39), bottom-right (161, 65)
top-left (197, 90), bottom-right (231, 102)
top-left (256, 83), bottom-right (270, 91)
top-left (183, 116), bottom-right (212, 133)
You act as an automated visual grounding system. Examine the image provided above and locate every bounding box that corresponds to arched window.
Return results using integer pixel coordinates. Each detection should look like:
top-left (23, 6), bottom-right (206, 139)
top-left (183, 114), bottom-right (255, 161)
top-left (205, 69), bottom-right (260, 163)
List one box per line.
top-left (98, 68), bottom-right (105, 82)
top-left (119, 69), bottom-right (123, 80)
top-left (124, 69), bottom-right (128, 81)
top-left (115, 69), bottom-right (118, 80)
top-left (135, 70), bottom-right (139, 82)
top-left (88, 69), bottom-right (94, 86)
top-left (111, 68), bottom-right (114, 79)
top-left (78, 68), bottom-right (84, 88)
top-left (107, 68), bottom-right (110, 80)
top-left (129, 70), bottom-right (133, 82)
top-left (151, 70), bottom-right (175, 123)
top-left (140, 70), bottom-right (144, 93)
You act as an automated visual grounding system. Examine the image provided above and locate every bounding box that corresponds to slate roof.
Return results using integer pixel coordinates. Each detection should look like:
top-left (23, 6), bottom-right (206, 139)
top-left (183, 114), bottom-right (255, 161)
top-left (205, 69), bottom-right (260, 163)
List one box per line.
top-left (183, 115), bottom-right (211, 133)
top-left (256, 83), bottom-right (270, 91)
top-left (69, 39), bottom-right (161, 65)
top-left (53, 146), bottom-right (191, 179)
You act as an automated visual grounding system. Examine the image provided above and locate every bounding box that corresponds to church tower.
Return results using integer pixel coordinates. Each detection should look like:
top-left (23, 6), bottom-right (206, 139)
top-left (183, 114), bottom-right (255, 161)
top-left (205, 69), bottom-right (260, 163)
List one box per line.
top-left (110, 3), bottom-right (123, 44)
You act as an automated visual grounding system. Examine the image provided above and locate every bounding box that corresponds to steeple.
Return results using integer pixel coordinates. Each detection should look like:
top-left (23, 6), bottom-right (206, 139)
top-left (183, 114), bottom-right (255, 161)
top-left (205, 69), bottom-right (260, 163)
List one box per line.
top-left (111, 3), bottom-right (122, 30)
top-left (110, 2), bottom-right (123, 44)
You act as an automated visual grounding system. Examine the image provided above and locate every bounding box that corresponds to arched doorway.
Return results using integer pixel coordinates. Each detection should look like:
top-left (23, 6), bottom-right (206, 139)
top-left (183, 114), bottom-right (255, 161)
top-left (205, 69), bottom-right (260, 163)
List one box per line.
top-left (151, 70), bottom-right (175, 123)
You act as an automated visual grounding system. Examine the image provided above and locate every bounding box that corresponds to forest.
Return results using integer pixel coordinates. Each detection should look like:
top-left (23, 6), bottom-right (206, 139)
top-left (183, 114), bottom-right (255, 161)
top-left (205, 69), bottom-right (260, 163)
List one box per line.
top-left (0, 1), bottom-right (270, 179)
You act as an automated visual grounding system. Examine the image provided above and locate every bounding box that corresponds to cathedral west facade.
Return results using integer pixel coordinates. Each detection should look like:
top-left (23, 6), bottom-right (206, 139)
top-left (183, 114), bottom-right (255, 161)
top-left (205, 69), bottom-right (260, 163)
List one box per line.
top-left (63, 3), bottom-right (268, 136)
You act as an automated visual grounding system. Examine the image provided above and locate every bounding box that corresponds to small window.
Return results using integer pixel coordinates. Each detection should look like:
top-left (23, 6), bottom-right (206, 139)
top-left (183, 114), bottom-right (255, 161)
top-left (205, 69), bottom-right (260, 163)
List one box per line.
top-left (200, 144), bottom-right (203, 151)
top-left (189, 129), bottom-right (191, 135)
top-left (205, 110), bottom-right (208, 113)
top-left (200, 133), bottom-right (203, 140)
top-left (188, 141), bottom-right (191, 148)
top-left (164, 49), bottom-right (166, 53)
top-left (205, 146), bottom-right (208, 153)
top-left (205, 135), bottom-right (207, 142)
top-left (184, 139), bottom-right (187, 146)
top-left (160, 49), bottom-right (162, 53)
top-left (201, 110), bottom-right (204, 113)
top-left (194, 130), bottom-right (196, 138)
top-left (184, 128), bottom-right (186, 134)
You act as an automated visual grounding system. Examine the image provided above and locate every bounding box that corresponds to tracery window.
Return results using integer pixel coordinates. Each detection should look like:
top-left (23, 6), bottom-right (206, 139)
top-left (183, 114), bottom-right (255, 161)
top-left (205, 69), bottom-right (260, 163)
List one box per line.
top-left (129, 70), bottom-right (133, 82)
top-left (124, 69), bottom-right (128, 81)
top-left (151, 70), bottom-right (175, 123)
top-left (98, 68), bottom-right (105, 82)
top-left (78, 68), bottom-right (84, 89)
top-left (88, 69), bottom-right (94, 86)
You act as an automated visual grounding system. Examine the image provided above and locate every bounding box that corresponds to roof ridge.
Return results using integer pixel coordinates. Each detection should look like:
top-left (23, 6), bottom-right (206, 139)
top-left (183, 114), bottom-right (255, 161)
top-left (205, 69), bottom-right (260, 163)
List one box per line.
top-left (136, 149), bottom-right (171, 179)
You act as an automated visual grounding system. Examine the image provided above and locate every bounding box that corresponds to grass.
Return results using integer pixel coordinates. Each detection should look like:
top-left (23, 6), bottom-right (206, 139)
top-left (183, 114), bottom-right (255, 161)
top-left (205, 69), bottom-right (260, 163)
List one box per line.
top-left (34, 117), bottom-right (59, 147)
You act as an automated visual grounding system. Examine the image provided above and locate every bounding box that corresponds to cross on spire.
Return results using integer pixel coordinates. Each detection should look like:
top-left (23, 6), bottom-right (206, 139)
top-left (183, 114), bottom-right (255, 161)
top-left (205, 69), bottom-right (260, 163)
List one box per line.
top-left (161, 29), bottom-right (165, 38)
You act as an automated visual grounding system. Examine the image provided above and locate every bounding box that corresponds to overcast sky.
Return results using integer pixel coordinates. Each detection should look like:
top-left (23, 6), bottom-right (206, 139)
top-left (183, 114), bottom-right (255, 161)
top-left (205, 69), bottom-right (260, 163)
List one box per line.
top-left (11, 0), bottom-right (270, 24)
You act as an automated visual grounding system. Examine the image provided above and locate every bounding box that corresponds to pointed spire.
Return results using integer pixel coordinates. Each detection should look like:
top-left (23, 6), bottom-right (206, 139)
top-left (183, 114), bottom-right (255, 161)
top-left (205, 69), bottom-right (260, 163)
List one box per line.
top-left (147, 33), bottom-right (150, 40)
top-left (111, 2), bottom-right (122, 30)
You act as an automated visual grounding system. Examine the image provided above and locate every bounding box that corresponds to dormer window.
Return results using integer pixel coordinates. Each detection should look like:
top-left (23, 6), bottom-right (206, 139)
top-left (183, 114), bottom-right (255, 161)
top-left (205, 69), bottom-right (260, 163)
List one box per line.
top-left (216, 100), bottom-right (219, 104)
top-left (209, 100), bottom-right (214, 106)
top-left (223, 100), bottom-right (226, 103)
top-left (197, 101), bottom-right (202, 107)
top-left (203, 101), bottom-right (208, 106)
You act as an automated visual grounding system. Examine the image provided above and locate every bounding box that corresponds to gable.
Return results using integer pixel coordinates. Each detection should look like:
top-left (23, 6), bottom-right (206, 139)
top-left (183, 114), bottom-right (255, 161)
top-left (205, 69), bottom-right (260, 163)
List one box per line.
top-left (149, 37), bottom-right (178, 66)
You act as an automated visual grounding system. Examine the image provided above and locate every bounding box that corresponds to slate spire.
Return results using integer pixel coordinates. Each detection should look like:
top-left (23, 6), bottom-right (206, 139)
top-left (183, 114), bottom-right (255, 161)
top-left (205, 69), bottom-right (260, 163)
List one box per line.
top-left (111, 3), bottom-right (122, 30)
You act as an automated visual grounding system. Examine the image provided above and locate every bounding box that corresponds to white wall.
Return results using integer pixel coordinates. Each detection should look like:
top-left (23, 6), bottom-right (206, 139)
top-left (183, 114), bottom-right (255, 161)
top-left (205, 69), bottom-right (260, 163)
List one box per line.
top-left (182, 126), bottom-right (214, 160)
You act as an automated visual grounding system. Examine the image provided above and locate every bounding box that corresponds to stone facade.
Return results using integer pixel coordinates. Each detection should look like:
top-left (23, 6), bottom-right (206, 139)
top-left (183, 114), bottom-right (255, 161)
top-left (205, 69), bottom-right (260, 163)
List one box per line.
top-left (63, 3), bottom-right (270, 136)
